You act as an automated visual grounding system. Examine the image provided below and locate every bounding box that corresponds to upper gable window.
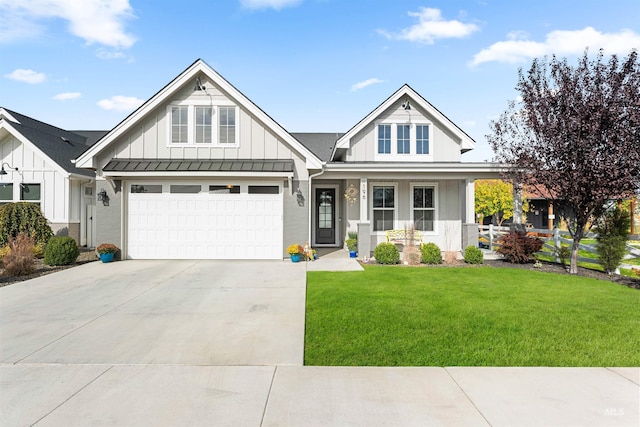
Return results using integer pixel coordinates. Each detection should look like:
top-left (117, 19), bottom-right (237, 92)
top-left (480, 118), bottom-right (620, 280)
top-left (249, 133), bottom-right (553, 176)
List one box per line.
top-left (397, 125), bottom-right (410, 154)
top-left (167, 104), bottom-right (238, 146)
top-left (377, 124), bottom-right (391, 154)
top-left (375, 122), bottom-right (433, 161)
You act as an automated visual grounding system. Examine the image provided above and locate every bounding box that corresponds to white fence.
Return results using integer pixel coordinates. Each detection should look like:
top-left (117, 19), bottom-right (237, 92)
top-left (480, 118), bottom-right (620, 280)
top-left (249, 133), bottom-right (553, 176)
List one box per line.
top-left (479, 224), bottom-right (640, 271)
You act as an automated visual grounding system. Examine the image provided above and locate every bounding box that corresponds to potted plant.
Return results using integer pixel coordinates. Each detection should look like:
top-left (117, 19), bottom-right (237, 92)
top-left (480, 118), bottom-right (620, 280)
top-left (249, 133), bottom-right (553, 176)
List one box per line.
top-left (345, 231), bottom-right (358, 258)
top-left (287, 244), bottom-right (304, 263)
top-left (96, 243), bottom-right (118, 263)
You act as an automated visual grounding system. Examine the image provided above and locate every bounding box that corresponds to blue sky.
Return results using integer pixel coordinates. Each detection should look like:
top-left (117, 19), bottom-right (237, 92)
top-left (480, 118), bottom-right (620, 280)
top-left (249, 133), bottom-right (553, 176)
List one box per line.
top-left (1, 0), bottom-right (639, 161)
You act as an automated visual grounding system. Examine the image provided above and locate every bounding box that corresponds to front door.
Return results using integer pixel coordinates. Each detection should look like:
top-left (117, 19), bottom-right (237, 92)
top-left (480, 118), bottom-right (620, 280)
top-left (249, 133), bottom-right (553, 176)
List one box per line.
top-left (315, 188), bottom-right (335, 245)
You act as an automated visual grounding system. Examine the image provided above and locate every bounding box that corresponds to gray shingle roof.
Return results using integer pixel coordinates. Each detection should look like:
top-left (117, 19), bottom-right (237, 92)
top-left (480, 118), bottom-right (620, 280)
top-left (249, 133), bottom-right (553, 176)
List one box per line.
top-left (1, 109), bottom-right (108, 177)
top-left (292, 133), bottom-right (342, 162)
top-left (103, 159), bottom-right (295, 173)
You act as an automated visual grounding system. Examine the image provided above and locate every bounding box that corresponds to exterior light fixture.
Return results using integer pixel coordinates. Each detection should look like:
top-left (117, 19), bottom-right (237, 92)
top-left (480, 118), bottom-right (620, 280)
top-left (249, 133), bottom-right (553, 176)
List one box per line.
top-left (402, 99), bottom-right (411, 111)
top-left (0, 162), bottom-right (18, 175)
top-left (97, 188), bottom-right (110, 206)
top-left (194, 77), bottom-right (205, 91)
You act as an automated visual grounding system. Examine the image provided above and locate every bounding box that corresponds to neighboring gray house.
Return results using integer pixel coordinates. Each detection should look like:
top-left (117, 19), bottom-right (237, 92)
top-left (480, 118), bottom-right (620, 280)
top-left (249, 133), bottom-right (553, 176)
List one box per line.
top-left (75, 59), bottom-right (500, 259)
top-left (0, 108), bottom-right (105, 246)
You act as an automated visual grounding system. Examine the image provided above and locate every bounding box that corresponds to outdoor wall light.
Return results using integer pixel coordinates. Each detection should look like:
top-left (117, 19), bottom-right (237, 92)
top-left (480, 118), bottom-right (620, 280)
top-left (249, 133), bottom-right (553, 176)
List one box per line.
top-left (0, 162), bottom-right (18, 175)
top-left (295, 188), bottom-right (305, 207)
top-left (402, 99), bottom-right (411, 111)
top-left (97, 188), bottom-right (110, 206)
top-left (193, 77), bottom-right (205, 91)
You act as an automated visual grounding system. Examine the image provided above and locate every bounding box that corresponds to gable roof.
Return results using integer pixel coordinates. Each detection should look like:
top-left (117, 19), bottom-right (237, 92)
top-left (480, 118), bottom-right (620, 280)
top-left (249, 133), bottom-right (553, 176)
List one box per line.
top-left (332, 84), bottom-right (475, 159)
top-left (0, 108), bottom-right (106, 178)
top-left (75, 59), bottom-right (323, 170)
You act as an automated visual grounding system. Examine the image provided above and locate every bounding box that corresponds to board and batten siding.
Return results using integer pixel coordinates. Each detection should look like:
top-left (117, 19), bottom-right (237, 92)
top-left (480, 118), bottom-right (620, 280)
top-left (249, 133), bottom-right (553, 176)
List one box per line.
top-left (345, 101), bottom-right (463, 163)
top-left (0, 135), bottom-right (73, 225)
top-left (96, 77), bottom-right (309, 180)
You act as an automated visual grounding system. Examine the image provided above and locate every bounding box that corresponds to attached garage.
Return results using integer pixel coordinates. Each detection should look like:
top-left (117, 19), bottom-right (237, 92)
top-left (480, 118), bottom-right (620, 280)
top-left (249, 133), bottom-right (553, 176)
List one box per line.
top-left (127, 181), bottom-right (283, 259)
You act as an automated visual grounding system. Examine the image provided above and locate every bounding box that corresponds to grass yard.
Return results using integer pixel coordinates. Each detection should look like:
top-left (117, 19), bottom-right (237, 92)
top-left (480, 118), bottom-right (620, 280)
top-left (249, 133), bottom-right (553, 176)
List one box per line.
top-left (305, 266), bottom-right (640, 367)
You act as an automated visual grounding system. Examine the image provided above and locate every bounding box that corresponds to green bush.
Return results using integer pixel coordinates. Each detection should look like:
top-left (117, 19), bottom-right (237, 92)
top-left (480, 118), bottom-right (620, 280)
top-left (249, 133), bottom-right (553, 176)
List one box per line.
top-left (43, 236), bottom-right (79, 266)
top-left (595, 206), bottom-right (631, 274)
top-left (464, 246), bottom-right (484, 264)
top-left (421, 242), bottom-right (442, 264)
top-left (374, 242), bottom-right (399, 265)
top-left (0, 202), bottom-right (53, 246)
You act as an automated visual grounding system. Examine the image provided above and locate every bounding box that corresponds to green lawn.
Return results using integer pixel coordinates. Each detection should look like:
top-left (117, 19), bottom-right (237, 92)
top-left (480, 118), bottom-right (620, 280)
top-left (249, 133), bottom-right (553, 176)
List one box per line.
top-left (305, 266), bottom-right (640, 367)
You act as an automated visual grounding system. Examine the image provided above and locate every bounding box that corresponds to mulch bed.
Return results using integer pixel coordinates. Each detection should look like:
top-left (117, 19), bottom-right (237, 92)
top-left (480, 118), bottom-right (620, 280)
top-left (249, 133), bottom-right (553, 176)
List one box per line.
top-left (0, 249), bottom-right (98, 288)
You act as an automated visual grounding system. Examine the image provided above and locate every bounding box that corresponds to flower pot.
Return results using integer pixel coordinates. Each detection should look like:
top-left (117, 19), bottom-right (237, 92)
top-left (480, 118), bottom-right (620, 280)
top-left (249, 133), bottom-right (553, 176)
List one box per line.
top-left (290, 254), bottom-right (301, 263)
top-left (313, 253), bottom-right (318, 260)
top-left (99, 253), bottom-right (114, 263)
top-left (349, 251), bottom-right (357, 258)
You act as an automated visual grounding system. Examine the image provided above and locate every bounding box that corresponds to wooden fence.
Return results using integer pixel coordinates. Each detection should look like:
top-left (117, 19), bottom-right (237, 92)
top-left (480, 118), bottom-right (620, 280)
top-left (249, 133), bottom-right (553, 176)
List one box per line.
top-left (479, 224), bottom-right (640, 273)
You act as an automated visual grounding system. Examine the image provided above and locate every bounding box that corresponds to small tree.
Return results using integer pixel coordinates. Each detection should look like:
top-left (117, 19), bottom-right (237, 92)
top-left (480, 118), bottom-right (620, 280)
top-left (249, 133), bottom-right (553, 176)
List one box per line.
top-left (488, 49), bottom-right (640, 274)
top-left (595, 206), bottom-right (630, 274)
top-left (475, 179), bottom-right (528, 226)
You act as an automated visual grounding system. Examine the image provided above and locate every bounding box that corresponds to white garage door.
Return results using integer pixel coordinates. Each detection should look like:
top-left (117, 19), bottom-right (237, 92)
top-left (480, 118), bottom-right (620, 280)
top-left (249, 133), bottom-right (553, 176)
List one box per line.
top-left (127, 183), bottom-right (283, 259)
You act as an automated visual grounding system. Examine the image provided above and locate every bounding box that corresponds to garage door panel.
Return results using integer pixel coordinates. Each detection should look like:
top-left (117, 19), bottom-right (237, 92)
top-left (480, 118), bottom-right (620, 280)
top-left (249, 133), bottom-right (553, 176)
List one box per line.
top-left (128, 188), bottom-right (283, 259)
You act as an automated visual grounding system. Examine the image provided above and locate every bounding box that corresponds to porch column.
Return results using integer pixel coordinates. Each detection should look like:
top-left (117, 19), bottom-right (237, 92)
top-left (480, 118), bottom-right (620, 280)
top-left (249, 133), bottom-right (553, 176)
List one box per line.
top-left (359, 177), bottom-right (368, 222)
top-left (548, 201), bottom-right (554, 230)
top-left (358, 177), bottom-right (370, 258)
top-left (464, 179), bottom-right (475, 224)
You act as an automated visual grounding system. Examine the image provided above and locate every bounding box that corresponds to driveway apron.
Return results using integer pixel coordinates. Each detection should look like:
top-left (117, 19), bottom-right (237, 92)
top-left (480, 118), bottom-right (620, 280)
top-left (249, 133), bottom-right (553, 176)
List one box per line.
top-left (0, 260), bottom-right (306, 366)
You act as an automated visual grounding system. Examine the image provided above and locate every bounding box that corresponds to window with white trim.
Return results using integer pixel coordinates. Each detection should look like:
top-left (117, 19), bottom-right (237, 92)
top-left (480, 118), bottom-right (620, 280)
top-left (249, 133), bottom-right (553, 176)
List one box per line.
top-left (219, 107), bottom-right (236, 144)
top-left (412, 184), bottom-right (437, 232)
top-left (171, 106), bottom-right (188, 144)
top-left (374, 122), bottom-right (433, 160)
top-left (397, 124), bottom-right (410, 154)
top-left (372, 185), bottom-right (395, 231)
top-left (377, 124), bottom-right (391, 154)
top-left (0, 183), bottom-right (13, 206)
top-left (167, 104), bottom-right (238, 146)
top-left (195, 107), bottom-right (212, 144)
top-left (416, 125), bottom-right (429, 154)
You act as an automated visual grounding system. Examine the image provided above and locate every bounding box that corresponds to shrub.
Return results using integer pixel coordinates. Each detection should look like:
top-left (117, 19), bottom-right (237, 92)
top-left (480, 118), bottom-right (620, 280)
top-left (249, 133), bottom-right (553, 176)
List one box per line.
top-left (345, 239), bottom-right (358, 252)
top-left (32, 241), bottom-right (46, 259)
top-left (0, 202), bottom-right (53, 246)
top-left (594, 206), bottom-right (631, 274)
top-left (553, 245), bottom-right (571, 266)
top-left (2, 233), bottom-right (35, 276)
top-left (421, 242), bottom-right (442, 264)
top-left (374, 242), bottom-right (399, 265)
top-left (496, 231), bottom-right (543, 263)
top-left (464, 246), bottom-right (484, 264)
top-left (0, 245), bottom-right (10, 262)
top-left (44, 236), bottom-right (79, 266)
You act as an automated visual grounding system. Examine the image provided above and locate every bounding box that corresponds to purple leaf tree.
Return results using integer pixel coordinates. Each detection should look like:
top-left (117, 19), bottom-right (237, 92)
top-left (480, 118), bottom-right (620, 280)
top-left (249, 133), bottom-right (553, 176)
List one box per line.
top-left (488, 49), bottom-right (640, 274)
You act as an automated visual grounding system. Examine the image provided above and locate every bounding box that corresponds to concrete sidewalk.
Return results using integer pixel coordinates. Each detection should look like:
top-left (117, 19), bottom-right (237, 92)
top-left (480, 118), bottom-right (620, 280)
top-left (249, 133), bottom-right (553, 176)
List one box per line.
top-left (2, 365), bottom-right (638, 426)
top-left (1, 260), bottom-right (639, 426)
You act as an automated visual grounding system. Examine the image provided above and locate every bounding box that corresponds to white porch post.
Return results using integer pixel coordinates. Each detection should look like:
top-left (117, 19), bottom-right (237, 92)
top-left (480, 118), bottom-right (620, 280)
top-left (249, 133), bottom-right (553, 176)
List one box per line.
top-left (359, 178), bottom-right (368, 222)
top-left (465, 179), bottom-right (475, 224)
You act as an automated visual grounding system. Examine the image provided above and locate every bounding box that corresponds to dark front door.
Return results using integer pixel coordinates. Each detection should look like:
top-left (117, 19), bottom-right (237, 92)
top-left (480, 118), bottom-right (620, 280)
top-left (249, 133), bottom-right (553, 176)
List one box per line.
top-left (315, 188), bottom-right (335, 244)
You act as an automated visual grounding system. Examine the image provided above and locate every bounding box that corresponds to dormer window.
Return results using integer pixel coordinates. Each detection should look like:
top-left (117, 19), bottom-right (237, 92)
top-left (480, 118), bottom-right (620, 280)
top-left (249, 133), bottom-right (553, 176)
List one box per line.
top-left (167, 104), bottom-right (238, 146)
top-left (375, 122), bottom-right (433, 161)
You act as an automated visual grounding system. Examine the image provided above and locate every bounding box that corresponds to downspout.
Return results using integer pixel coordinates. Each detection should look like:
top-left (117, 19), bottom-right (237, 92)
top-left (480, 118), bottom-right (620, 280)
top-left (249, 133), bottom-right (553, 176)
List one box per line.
top-left (308, 167), bottom-right (326, 244)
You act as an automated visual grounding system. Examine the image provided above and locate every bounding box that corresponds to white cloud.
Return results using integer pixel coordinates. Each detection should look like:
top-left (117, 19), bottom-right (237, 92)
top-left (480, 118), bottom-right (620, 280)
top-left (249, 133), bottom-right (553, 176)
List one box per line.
top-left (351, 78), bottom-right (383, 91)
top-left (52, 92), bottom-right (81, 100)
top-left (0, 0), bottom-right (136, 48)
top-left (378, 7), bottom-right (479, 44)
top-left (240, 0), bottom-right (301, 10)
top-left (97, 95), bottom-right (143, 111)
top-left (5, 68), bottom-right (46, 84)
top-left (471, 27), bottom-right (640, 66)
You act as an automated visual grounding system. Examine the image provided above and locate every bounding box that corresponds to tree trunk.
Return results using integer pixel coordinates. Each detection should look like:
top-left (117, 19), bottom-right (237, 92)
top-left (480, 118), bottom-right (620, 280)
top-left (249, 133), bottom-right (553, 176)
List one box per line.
top-left (570, 238), bottom-right (580, 274)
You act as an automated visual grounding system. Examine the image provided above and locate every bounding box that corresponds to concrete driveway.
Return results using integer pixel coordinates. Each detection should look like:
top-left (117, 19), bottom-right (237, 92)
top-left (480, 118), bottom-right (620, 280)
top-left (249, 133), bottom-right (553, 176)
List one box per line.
top-left (1, 260), bottom-right (306, 366)
top-left (2, 260), bottom-right (638, 426)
